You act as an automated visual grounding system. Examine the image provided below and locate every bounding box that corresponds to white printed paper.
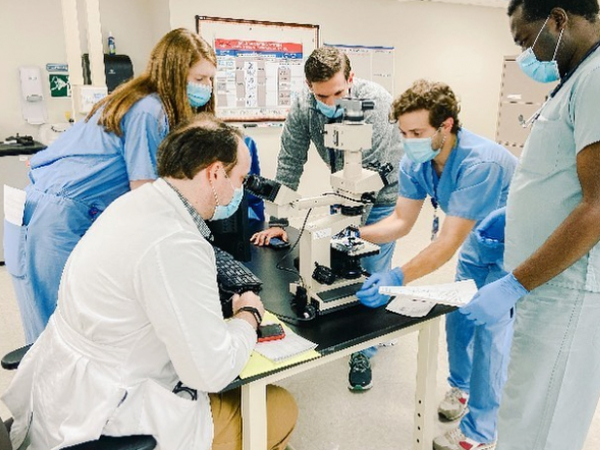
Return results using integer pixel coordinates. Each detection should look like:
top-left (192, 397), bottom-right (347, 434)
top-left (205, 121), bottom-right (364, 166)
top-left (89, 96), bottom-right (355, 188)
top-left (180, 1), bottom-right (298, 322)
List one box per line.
top-left (254, 327), bottom-right (318, 363)
top-left (382, 279), bottom-right (478, 318)
top-left (3, 185), bottom-right (26, 226)
top-left (386, 297), bottom-right (436, 318)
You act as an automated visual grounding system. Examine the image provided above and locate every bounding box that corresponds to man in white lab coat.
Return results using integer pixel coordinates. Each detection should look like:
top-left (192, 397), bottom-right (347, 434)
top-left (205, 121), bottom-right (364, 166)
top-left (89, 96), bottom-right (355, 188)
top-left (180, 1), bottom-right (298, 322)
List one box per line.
top-left (2, 114), bottom-right (297, 450)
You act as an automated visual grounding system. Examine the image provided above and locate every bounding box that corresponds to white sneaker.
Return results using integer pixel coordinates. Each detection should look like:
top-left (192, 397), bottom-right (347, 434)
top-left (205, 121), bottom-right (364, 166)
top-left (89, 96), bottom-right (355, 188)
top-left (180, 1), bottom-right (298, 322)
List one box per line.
top-left (438, 387), bottom-right (469, 420)
top-left (433, 428), bottom-right (496, 450)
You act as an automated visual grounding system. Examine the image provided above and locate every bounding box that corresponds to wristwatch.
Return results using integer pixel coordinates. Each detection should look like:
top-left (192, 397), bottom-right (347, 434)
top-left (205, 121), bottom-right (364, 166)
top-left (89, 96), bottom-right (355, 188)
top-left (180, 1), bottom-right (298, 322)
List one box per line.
top-left (236, 306), bottom-right (263, 327)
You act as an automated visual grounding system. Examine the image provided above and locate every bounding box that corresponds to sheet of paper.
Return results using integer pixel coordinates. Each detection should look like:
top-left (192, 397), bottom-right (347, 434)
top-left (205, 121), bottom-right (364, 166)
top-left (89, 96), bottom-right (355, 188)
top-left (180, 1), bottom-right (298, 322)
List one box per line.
top-left (381, 279), bottom-right (478, 307)
top-left (255, 330), bottom-right (318, 363)
top-left (3, 185), bottom-right (26, 226)
top-left (386, 297), bottom-right (436, 318)
top-left (238, 311), bottom-right (321, 379)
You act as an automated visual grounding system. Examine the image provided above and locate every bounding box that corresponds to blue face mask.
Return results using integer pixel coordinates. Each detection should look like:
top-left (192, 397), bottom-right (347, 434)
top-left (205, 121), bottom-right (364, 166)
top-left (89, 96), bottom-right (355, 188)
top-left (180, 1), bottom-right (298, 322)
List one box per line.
top-left (403, 129), bottom-right (445, 164)
top-left (187, 82), bottom-right (212, 108)
top-left (210, 171), bottom-right (244, 221)
top-left (315, 99), bottom-right (344, 119)
top-left (516, 17), bottom-right (564, 84)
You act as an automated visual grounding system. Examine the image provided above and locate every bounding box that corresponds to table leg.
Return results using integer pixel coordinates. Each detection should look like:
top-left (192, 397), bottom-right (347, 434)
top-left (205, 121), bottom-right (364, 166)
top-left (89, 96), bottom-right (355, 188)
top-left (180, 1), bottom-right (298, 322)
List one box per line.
top-left (413, 318), bottom-right (440, 449)
top-left (241, 380), bottom-right (268, 450)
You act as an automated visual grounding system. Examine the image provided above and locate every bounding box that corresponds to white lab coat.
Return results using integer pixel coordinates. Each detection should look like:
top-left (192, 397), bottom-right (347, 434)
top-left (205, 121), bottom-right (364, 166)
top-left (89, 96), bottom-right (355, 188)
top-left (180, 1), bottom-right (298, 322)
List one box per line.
top-left (2, 179), bottom-right (257, 450)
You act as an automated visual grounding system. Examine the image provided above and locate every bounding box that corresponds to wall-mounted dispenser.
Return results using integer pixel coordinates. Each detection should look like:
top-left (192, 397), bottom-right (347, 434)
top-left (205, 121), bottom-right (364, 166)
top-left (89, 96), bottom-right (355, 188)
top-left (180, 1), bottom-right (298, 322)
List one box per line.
top-left (19, 66), bottom-right (47, 125)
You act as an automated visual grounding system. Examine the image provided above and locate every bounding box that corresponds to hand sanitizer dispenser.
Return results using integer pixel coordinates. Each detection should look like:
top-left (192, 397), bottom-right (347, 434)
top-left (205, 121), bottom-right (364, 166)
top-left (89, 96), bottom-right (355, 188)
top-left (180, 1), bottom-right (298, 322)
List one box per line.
top-left (19, 66), bottom-right (47, 125)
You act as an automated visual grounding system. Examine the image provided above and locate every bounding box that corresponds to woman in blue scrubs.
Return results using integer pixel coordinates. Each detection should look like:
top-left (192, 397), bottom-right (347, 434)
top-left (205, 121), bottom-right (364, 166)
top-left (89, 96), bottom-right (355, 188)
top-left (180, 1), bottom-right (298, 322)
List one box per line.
top-left (356, 80), bottom-right (517, 450)
top-left (4, 28), bottom-right (217, 343)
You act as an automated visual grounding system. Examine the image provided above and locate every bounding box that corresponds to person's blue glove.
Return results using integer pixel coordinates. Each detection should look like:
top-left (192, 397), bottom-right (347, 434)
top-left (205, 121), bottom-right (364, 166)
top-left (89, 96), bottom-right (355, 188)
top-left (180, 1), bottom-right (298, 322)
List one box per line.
top-left (459, 272), bottom-right (528, 325)
top-left (476, 207), bottom-right (506, 246)
top-left (356, 268), bottom-right (404, 308)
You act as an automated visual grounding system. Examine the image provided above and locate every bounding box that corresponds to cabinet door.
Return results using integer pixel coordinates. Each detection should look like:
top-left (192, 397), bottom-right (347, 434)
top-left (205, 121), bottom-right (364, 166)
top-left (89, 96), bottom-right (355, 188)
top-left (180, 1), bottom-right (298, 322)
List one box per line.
top-left (500, 57), bottom-right (556, 104)
top-left (0, 155), bottom-right (32, 262)
top-left (496, 102), bottom-right (542, 153)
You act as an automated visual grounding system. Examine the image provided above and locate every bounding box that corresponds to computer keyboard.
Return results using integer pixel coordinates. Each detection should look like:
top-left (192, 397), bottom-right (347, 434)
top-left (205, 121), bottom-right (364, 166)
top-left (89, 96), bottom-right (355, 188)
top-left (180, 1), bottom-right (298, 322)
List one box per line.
top-left (213, 246), bottom-right (263, 295)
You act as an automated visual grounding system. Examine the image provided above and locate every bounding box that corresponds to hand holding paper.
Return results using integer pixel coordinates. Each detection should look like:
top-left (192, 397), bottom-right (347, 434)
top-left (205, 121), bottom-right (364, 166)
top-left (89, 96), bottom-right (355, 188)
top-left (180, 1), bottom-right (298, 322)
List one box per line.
top-left (459, 272), bottom-right (528, 325)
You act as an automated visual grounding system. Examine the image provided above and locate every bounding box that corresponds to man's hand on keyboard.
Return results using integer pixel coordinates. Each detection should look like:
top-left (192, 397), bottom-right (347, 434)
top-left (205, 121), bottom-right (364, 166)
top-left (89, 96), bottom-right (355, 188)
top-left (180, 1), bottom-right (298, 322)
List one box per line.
top-left (233, 292), bottom-right (265, 329)
top-left (250, 227), bottom-right (288, 247)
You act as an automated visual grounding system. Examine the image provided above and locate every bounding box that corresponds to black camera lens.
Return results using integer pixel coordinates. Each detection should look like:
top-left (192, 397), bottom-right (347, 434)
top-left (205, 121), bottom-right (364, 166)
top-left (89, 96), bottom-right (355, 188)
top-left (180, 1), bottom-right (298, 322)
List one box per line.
top-left (244, 174), bottom-right (280, 201)
top-left (244, 174), bottom-right (262, 191)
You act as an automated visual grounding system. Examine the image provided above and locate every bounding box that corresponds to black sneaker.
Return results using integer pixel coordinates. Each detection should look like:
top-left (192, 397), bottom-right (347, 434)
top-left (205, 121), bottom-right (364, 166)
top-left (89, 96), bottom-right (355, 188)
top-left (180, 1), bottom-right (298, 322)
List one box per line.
top-left (348, 352), bottom-right (373, 391)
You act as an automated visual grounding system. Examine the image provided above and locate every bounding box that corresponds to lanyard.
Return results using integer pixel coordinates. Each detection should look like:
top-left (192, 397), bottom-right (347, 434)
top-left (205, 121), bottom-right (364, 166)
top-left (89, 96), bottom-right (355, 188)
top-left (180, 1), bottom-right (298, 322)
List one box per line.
top-left (549, 38), bottom-right (600, 99)
top-left (430, 167), bottom-right (440, 241)
top-left (521, 39), bottom-right (600, 128)
top-left (431, 197), bottom-right (439, 241)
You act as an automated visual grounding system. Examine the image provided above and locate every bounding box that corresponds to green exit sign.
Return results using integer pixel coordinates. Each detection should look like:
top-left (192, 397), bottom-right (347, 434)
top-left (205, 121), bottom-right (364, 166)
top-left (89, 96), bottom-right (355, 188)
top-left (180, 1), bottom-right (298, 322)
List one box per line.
top-left (49, 74), bottom-right (70, 97)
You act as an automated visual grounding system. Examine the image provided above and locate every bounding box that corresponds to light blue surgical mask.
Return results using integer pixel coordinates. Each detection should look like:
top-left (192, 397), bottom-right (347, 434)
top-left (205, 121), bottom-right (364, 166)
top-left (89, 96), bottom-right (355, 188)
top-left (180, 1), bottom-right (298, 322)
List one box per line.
top-left (403, 129), bottom-right (445, 164)
top-left (210, 170), bottom-right (244, 221)
top-left (187, 82), bottom-right (212, 108)
top-left (516, 17), bottom-right (564, 84)
top-left (315, 99), bottom-right (344, 119)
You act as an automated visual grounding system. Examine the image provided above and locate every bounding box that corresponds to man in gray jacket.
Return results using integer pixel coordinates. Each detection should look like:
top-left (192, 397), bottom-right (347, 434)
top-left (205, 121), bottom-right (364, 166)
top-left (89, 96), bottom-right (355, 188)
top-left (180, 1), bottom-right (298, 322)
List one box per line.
top-left (251, 47), bottom-right (403, 391)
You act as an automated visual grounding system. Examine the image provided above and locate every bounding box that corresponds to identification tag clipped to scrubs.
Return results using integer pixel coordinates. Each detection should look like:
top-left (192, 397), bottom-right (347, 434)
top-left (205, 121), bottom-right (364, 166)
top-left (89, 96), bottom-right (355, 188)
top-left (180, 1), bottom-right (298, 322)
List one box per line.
top-left (431, 198), bottom-right (439, 241)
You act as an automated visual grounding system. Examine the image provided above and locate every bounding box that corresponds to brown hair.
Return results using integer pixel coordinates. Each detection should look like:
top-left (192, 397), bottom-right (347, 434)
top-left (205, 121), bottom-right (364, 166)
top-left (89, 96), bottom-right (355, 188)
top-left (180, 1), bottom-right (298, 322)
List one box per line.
top-left (391, 79), bottom-right (461, 133)
top-left (157, 113), bottom-right (243, 180)
top-left (304, 47), bottom-right (352, 84)
top-left (86, 28), bottom-right (217, 136)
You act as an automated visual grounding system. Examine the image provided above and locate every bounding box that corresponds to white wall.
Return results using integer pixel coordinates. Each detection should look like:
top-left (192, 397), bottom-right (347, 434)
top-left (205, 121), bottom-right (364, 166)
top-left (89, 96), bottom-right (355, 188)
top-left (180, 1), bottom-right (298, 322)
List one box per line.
top-left (168, 0), bottom-right (519, 196)
top-left (0, 0), bottom-right (70, 139)
top-left (0, 0), bottom-right (519, 196)
top-left (0, 0), bottom-right (168, 141)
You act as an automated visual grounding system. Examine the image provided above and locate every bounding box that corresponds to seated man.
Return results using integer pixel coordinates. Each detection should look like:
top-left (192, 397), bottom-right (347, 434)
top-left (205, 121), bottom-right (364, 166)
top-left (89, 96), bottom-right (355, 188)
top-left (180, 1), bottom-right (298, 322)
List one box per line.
top-left (2, 114), bottom-right (297, 450)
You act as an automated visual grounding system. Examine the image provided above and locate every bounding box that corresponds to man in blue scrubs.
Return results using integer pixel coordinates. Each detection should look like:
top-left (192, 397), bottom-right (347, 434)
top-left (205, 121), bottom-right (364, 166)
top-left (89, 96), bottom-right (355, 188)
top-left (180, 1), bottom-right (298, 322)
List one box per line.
top-left (461, 1), bottom-right (600, 449)
top-left (356, 80), bottom-right (517, 450)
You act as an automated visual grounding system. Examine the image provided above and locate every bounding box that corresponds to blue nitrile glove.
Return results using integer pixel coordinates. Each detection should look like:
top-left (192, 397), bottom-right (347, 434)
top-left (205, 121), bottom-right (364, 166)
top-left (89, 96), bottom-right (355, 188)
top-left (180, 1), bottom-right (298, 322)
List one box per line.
top-left (459, 272), bottom-right (528, 325)
top-left (356, 268), bottom-right (404, 308)
top-left (476, 207), bottom-right (506, 245)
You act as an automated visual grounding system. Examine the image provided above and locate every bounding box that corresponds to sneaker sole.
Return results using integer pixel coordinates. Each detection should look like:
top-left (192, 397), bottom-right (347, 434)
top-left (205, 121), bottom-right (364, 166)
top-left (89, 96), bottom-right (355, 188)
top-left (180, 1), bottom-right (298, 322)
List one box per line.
top-left (348, 382), bottom-right (373, 391)
top-left (433, 440), bottom-right (495, 450)
top-left (437, 407), bottom-right (468, 422)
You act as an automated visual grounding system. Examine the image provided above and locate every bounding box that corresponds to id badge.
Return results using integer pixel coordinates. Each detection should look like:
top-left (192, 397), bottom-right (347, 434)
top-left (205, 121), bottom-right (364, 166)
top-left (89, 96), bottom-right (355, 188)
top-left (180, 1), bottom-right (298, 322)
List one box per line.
top-left (431, 214), bottom-right (439, 241)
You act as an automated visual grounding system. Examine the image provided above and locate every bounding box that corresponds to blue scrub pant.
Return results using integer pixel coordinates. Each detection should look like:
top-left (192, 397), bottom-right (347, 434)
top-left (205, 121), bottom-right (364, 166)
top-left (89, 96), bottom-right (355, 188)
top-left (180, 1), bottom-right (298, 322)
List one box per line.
top-left (358, 204), bottom-right (396, 360)
top-left (497, 285), bottom-right (600, 450)
top-left (4, 187), bottom-right (93, 343)
top-left (449, 238), bottom-right (514, 443)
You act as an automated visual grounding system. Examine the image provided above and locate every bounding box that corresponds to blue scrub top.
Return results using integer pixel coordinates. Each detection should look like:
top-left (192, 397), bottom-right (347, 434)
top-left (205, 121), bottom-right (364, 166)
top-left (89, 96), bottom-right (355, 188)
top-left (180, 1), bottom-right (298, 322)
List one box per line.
top-left (244, 135), bottom-right (265, 223)
top-left (399, 128), bottom-right (517, 225)
top-left (28, 94), bottom-right (168, 213)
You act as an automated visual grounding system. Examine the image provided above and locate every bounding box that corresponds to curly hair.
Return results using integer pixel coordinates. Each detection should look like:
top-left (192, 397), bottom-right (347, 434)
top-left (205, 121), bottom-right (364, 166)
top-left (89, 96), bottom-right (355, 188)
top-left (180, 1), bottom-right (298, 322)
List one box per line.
top-left (508, 0), bottom-right (599, 22)
top-left (390, 79), bottom-right (462, 134)
top-left (304, 47), bottom-right (352, 83)
top-left (87, 28), bottom-right (217, 136)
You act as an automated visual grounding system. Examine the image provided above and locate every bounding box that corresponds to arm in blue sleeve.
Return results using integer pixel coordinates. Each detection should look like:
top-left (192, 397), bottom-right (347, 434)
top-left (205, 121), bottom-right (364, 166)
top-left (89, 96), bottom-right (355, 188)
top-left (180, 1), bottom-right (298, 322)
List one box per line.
top-left (447, 162), bottom-right (505, 222)
top-left (244, 136), bottom-right (265, 222)
top-left (398, 157), bottom-right (428, 200)
top-left (121, 98), bottom-right (167, 181)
